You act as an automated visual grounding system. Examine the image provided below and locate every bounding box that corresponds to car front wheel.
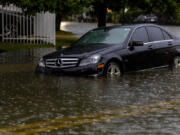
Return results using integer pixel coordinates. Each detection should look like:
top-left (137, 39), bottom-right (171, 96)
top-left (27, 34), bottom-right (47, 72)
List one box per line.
top-left (105, 62), bottom-right (121, 77)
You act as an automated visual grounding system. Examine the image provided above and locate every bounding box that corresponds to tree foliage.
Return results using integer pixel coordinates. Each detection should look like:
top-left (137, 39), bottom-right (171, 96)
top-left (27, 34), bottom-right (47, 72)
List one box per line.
top-left (1, 0), bottom-right (85, 30)
top-left (128, 0), bottom-right (179, 23)
top-left (1, 0), bottom-right (56, 14)
top-left (89, 0), bottom-right (128, 27)
top-left (1, 0), bottom-right (180, 27)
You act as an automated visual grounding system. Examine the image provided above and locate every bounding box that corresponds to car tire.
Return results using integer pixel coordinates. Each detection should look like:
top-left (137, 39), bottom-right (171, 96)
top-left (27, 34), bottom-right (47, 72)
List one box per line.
top-left (104, 62), bottom-right (122, 77)
top-left (35, 65), bottom-right (51, 74)
top-left (172, 56), bottom-right (180, 70)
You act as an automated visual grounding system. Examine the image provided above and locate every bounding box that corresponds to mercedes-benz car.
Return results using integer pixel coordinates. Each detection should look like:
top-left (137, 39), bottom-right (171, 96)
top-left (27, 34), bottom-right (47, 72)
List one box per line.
top-left (36, 24), bottom-right (180, 77)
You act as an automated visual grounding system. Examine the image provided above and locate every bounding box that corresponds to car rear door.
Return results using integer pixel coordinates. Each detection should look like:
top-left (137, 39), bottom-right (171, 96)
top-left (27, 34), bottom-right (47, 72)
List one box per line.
top-left (123, 26), bottom-right (154, 71)
top-left (146, 26), bottom-right (173, 67)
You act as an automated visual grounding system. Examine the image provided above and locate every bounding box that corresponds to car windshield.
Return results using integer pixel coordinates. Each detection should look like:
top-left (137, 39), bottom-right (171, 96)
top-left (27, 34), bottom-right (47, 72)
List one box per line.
top-left (74, 27), bottom-right (131, 46)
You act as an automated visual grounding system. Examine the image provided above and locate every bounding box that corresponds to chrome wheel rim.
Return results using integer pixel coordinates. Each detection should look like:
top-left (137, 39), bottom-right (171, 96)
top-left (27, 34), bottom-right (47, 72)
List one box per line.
top-left (174, 57), bottom-right (180, 69)
top-left (107, 63), bottom-right (121, 77)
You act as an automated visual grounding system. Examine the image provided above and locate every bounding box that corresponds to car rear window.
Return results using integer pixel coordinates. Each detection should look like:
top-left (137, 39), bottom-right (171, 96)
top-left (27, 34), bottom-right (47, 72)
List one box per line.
top-left (162, 30), bottom-right (172, 40)
top-left (146, 26), bottom-right (164, 41)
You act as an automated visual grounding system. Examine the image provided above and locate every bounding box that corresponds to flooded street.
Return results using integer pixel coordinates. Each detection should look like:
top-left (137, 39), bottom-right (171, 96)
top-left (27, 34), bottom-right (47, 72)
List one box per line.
top-left (61, 21), bottom-right (180, 38)
top-left (0, 22), bottom-right (180, 134)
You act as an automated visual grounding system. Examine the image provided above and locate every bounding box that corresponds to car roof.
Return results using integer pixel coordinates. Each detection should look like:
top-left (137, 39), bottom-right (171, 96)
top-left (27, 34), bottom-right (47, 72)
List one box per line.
top-left (95, 23), bottom-right (161, 30)
top-left (93, 24), bottom-right (177, 39)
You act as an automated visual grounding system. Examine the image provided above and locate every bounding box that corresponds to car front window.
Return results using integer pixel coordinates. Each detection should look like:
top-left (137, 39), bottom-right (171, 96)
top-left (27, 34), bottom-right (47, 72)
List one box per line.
top-left (74, 27), bottom-right (131, 46)
top-left (131, 27), bottom-right (149, 43)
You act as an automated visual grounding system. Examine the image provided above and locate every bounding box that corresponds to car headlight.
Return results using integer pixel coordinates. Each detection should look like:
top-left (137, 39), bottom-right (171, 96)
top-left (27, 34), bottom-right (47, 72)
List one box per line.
top-left (79, 54), bottom-right (101, 67)
top-left (38, 58), bottom-right (45, 67)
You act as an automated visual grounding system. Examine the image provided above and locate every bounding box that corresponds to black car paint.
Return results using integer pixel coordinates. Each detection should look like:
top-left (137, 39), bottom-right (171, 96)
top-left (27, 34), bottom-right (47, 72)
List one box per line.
top-left (36, 24), bottom-right (180, 76)
top-left (44, 44), bottom-right (114, 59)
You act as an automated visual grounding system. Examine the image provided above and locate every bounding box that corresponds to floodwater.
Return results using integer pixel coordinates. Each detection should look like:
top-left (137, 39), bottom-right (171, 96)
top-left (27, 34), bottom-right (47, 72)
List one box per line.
top-left (0, 22), bottom-right (180, 135)
top-left (61, 21), bottom-right (180, 38)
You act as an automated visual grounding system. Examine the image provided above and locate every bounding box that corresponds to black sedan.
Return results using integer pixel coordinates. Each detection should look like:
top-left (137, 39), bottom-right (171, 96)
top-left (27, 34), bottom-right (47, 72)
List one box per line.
top-left (36, 24), bottom-right (180, 77)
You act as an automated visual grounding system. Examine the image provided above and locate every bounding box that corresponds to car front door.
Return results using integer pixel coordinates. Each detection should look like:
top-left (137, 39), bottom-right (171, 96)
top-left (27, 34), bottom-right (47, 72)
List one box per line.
top-left (123, 26), bottom-right (154, 71)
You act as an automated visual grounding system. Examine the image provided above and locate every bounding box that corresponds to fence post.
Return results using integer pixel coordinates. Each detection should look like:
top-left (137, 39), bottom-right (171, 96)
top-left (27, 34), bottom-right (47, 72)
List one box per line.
top-left (2, 9), bottom-right (4, 42)
top-left (54, 14), bottom-right (56, 46)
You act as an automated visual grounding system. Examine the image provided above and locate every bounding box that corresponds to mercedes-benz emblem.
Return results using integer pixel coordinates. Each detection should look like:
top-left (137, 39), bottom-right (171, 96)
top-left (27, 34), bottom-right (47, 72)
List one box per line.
top-left (56, 59), bottom-right (62, 67)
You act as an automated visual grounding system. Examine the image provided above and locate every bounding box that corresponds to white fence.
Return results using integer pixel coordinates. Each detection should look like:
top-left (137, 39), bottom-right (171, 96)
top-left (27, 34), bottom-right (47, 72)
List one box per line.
top-left (0, 4), bottom-right (56, 45)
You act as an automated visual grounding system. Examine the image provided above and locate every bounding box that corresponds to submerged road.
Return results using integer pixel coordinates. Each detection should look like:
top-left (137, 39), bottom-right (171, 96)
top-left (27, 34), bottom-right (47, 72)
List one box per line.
top-left (0, 99), bottom-right (180, 135)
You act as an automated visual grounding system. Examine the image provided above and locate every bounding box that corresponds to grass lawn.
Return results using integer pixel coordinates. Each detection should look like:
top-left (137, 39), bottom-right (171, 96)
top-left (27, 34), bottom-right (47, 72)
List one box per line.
top-left (0, 31), bottom-right (78, 52)
top-left (56, 31), bottom-right (78, 48)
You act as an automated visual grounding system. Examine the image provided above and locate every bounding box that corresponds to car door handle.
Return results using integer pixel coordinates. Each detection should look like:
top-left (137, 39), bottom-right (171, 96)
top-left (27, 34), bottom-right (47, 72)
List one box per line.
top-left (168, 42), bottom-right (172, 46)
top-left (148, 45), bottom-right (153, 49)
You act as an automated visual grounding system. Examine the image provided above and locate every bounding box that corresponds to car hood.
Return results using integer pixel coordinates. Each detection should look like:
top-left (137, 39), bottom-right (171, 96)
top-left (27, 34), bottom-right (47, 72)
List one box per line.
top-left (44, 44), bottom-right (116, 59)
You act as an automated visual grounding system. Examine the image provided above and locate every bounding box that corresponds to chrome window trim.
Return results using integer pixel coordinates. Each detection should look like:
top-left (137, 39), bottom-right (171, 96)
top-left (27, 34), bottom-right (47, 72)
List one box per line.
top-left (144, 39), bottom-right (173, 45)
top-left (127, 25), bottom-right (174, 47)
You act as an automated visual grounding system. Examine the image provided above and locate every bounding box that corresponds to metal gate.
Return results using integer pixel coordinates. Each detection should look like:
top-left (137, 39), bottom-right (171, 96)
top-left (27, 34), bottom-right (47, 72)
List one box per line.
top-left (0, 4), bottom-right (56, 45)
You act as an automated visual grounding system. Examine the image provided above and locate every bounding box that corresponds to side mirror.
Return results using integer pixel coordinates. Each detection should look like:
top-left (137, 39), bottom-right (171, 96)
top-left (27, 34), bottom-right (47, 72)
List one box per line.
top-left (129, 41), bottom-right (144, 47)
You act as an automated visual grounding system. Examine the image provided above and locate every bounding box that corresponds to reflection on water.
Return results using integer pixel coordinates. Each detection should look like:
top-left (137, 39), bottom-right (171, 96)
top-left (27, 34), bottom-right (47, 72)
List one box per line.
top-left (0, 69), bottom-right (180, 134)
top-left (0, 48), bottom-right (55, 64)
top-left (0, 23), bottom-right (180, 134)
top-left (61, 21), bottom-right (114, 37)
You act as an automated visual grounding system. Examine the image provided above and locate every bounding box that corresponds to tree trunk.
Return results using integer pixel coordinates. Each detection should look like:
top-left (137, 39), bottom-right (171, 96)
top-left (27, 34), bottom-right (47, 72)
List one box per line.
top-left (95, 2), bottom-right (107, 27)
top-left (56, 14), bottom-right (62, 31)
top-left (122, 7), bottom-right (125, 24)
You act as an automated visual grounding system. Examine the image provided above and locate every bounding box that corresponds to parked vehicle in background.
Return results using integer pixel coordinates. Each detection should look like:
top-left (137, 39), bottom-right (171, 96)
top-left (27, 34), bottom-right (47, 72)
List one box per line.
top-left (36, 24), bottom-right (180, 77)
top-left (134, 15), bottom-right (158, 23)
